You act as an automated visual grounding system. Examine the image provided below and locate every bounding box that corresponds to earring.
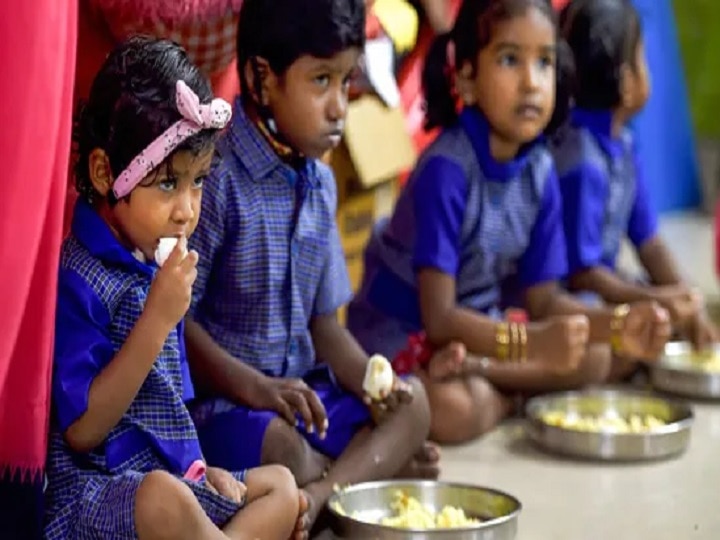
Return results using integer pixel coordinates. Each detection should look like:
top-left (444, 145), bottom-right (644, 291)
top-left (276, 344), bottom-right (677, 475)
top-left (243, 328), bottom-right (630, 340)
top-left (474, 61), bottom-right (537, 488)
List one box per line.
top-left (267, 117), bottom-right (278, 134)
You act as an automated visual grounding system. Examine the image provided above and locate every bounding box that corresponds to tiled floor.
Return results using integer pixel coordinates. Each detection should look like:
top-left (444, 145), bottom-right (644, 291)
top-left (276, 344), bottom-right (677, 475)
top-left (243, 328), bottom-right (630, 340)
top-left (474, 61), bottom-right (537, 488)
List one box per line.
top-left (319, 213), bottom-right (720, 539)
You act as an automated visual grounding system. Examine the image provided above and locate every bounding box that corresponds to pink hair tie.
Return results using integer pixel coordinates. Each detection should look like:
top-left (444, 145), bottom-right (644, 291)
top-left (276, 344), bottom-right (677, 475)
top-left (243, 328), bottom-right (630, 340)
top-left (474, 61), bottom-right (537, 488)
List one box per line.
top-left (112, 80), bottom-right (232, 199)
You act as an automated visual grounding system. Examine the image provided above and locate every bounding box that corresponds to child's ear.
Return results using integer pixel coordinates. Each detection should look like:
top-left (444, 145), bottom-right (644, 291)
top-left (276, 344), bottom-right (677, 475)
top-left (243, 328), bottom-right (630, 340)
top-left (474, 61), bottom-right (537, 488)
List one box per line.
top-left (89, 148), bottom-right (113, 197)
top-left (455, 60), bottom-right (477, 106)
top-left (243, 56), bottom-right (275, 106)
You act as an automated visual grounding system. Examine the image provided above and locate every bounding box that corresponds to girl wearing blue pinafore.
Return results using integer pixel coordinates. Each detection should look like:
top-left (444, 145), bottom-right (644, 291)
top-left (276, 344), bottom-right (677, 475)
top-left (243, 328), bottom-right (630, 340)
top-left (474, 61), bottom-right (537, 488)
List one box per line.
top-left (552, 0), bottom-right (718, 351)
top-left (347, 0), bottom-right (671, 445)
top-left (43, 36), bottom-right (301, 540)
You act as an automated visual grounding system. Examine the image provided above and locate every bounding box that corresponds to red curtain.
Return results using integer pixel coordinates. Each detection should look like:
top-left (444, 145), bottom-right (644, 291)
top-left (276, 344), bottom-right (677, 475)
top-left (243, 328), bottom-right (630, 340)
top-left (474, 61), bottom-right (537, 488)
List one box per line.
top-left (0, 1), bottom-right (77, 537)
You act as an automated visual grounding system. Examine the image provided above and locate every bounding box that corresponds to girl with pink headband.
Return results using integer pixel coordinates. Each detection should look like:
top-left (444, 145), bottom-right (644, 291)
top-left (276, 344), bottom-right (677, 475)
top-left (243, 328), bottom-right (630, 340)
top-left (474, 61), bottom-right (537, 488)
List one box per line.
top-left (45, 35), bottom-right (306, 540)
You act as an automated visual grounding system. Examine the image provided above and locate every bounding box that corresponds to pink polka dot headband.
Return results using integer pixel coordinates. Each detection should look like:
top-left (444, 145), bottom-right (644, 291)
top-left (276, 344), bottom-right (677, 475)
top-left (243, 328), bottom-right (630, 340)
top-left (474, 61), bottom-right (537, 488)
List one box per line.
top-left (112, 80), bottom-right (232, 199)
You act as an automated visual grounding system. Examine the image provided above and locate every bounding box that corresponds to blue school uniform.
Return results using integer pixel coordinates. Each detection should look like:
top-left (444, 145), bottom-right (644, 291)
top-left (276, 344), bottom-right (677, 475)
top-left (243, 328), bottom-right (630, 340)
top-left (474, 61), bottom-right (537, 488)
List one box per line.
top-left (188, 102), bottom-right (369, 472)
top-left (44, 201), bottom-right (245, 540)
top-left (347, 107), bottom-right (568, 359)
top-left (551, 108), bottom-right (658, 275)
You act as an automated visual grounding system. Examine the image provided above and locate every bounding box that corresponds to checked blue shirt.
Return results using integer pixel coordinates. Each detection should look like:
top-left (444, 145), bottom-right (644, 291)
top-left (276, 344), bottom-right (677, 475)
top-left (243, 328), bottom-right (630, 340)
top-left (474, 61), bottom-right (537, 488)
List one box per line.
top-left (189, 101), bottom-right (352, 379)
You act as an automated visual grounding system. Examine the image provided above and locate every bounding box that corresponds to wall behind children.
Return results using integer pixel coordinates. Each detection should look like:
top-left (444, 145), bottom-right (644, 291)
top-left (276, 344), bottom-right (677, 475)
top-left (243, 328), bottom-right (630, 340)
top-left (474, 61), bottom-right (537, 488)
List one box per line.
top-left (673, 0), bottom-right (720, 213)
top-left (630, 0), bottom-right (701, 212)
top-left (673, 0), bottom-right (720, 139)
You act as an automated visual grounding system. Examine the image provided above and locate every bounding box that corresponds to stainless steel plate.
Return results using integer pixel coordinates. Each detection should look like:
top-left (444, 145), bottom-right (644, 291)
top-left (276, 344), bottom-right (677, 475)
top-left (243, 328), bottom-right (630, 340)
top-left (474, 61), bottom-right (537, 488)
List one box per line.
top-left (651, 341), bottom-right (720, 399)
top-left (525, 388), bottom-right (693, 461)
top-left (327, 480), bottom-right (521, 539)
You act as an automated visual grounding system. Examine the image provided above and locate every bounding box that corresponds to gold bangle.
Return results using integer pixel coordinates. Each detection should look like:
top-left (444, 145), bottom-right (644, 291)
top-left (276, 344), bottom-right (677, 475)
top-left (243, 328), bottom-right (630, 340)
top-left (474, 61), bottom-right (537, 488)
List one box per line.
top-left (509, 322), bottom-right (519, 363)
top-left (519, 323), bottom-right (528, 363)
top-left (610, 303), bottom-right (630, 355)
top-left (496, 322), bottom-right (510, 361)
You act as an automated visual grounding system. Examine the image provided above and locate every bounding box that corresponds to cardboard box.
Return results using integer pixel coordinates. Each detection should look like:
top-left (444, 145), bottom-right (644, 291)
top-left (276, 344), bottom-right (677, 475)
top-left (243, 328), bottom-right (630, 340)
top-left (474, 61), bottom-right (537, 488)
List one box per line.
top-left (332, 95), bottom-right (416, 323)
top-left (334, 95), bottom-right (416, 200)
top-left (332, 95), bottom-right (416, 286)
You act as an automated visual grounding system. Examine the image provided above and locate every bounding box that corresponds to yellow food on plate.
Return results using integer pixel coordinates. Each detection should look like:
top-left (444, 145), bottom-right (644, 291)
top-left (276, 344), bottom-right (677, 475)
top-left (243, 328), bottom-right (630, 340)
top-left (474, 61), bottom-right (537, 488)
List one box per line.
top-left (331, 490), bottom-right (481, 529)
top-left (681, 350), bottom-right (720, 372)
top-left (381, 490), bottom-right (480, 529)
top-left (540, 411), bottom-right (666, 433)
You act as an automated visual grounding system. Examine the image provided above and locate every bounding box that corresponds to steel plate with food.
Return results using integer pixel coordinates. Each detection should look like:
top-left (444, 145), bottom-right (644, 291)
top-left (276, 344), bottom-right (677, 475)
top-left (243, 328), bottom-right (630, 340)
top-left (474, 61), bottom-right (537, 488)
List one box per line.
top-left (525, 388), bottom-right (693, 461)
top-left (651, 341), bottom-right (720, 399)
top-left (327, 480), bottom-right (521, 539)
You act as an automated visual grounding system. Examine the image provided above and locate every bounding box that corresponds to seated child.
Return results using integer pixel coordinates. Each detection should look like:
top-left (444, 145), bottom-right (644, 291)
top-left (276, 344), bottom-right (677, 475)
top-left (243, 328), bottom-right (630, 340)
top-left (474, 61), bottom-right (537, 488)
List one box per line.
top-left (44, 36), bottom-right (304, 540)
top-left (184, 0), bottom-right (436, 532)
top-left (553, 0), bottom-right (718, 350)
top-left (346, 0), bottom-right (672, 445)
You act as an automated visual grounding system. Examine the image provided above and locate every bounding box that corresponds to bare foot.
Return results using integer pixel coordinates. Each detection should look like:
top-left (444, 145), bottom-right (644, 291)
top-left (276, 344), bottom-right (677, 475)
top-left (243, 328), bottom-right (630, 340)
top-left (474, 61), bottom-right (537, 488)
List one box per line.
top-left (396, 440), bottom-right (441, 479)
top-left (291, 491), bottom-right (309, 540)
top-left (426, 342), bottom-right (466, 380)
top-left (299, 482), bottom-right (332, 535)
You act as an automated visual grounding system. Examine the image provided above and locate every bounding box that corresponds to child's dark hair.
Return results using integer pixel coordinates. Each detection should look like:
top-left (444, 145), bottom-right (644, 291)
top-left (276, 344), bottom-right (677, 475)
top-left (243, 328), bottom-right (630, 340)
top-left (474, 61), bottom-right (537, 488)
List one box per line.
top-left (75, 35), bottom-right (217, 205)
top-left (423, 0), bottom-right (573, 133)
top-left (560, 0), bottom-right (642, 109)
top-left (236, 0), bottom-right (365, 102)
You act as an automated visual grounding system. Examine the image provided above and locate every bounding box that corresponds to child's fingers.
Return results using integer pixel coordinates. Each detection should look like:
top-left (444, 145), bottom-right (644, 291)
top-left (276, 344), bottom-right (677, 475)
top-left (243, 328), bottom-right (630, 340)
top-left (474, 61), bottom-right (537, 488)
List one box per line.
top-left (657, 317), bottom-right (672, 340)
top-left (183, 266), bottom-right (198, 289)
top-left (691, 323), bottom-right (704, 352)
top-left (205, 478), bottom-right (219, 495)
top-left (284, 392), bottom-right (315, 434)
top-left (272, 395), bottom-right (297, 427)
top-left (164, 236), bottom-right (188, 267)
top-left (651, 303), bottom-right (670, 324)
top-left (303, 389), bottom-right (329, 438)
top-left (686, 288), bottom-right (703, 309)
top-left (234, 480), bottom-right (247, 504)
top-left (396, 380), bottom-right (413, 404)
top-left (397, 386), bottom-right (413, 404)
top-left (382, 391), bottom-right (399, 412)
top-left (179, 249), bottom-right (199, 273)
top-left (648, 323), bottom-right (671, 360)
top-left (691, 317), bottom-right (718, 351)
top-left (392, 376), bottom-right (410, 391)
top-left (217, 476), bottom-right (244, 504)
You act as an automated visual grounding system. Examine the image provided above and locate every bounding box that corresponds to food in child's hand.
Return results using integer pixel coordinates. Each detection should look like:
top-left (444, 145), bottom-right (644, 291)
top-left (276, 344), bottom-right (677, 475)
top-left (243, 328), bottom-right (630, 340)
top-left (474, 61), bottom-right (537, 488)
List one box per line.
top-left (331, 489), bottom-right (481, 529)
top-left (363, 354), bottom-right (394, 400)
top-left (541, 411), bottom-right (666, 433)
top-left (155, 237), bottom-right (187, 266)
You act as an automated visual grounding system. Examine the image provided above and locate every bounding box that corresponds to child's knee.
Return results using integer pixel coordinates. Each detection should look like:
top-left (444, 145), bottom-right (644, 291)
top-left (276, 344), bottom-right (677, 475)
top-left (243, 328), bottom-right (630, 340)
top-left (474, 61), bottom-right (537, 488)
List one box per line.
top-left (261, 418), bottom-right (322, 483)
top-left (252, 465), bottom-right (299, 513)
top-left (427, 379), bottom-right (475, 443)
top-left (259, 464), bottom-right (298, 494)
top-left (134, 471), bottom-right (202, 540)
top-left (426, 377), bottom-right (503, 444)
